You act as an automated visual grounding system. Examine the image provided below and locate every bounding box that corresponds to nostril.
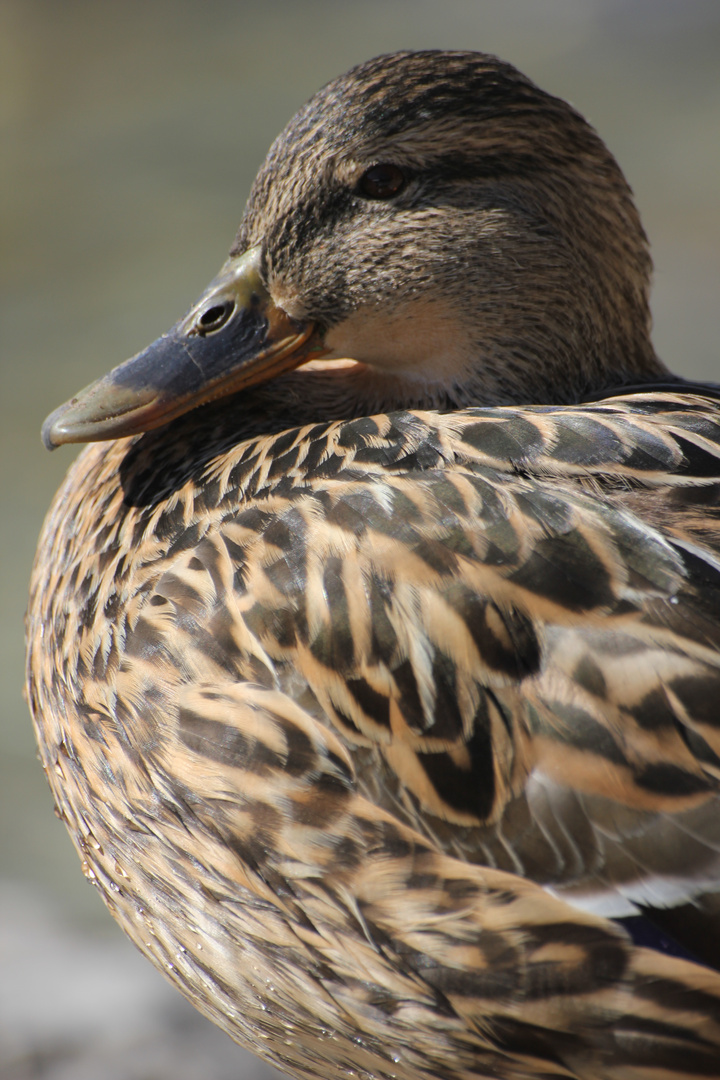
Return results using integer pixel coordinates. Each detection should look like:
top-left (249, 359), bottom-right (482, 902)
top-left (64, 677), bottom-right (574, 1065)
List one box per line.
top-left (198, 301), bottom-right (234, 333)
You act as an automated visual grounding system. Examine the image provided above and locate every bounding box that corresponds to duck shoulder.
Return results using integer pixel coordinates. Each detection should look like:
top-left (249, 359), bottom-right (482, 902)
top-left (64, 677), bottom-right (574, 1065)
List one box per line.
top-left (27, 391), bottom-right (720, 1077)
top-left (29, 390), bottom-right (720, 909)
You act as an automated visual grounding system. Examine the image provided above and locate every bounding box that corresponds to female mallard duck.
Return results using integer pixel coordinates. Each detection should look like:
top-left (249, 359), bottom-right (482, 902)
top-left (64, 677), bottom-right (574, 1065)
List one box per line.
top-left (27, 50), bottom-right (720, 1079)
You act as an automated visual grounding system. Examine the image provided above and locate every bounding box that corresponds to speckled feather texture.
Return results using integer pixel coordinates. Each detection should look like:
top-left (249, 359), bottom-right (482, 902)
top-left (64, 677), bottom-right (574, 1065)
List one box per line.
top-left (24, 49), bottom-right (720, 1080)
top-left (27, 392), bottom-right (720, 1079)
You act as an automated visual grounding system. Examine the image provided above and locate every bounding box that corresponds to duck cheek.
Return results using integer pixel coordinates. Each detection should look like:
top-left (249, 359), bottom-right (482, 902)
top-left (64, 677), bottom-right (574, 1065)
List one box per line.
top-left (322, 298), bottom-right (475, 382)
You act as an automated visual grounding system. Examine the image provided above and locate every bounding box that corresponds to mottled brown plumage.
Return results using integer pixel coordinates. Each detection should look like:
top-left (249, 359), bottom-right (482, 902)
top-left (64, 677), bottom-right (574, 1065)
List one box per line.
top-left (27, 51), bottom-right (720, 1079)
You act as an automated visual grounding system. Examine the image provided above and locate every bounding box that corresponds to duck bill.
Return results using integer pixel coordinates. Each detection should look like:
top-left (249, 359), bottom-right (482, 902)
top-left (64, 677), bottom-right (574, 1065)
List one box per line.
top-left (42, 247), bottom-right (323, 449)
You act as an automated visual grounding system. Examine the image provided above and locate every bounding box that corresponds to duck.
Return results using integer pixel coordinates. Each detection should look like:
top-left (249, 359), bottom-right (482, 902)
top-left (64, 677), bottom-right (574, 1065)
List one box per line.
top-left (26, 50), bottom-right (720, 1080)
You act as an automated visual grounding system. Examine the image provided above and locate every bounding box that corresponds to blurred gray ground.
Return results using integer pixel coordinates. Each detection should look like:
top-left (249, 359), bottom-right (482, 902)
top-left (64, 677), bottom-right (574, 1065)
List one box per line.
top-left (1, 1), bottom-right (718, 1077)
top-left (0, 883), bottom-right (281, 1079)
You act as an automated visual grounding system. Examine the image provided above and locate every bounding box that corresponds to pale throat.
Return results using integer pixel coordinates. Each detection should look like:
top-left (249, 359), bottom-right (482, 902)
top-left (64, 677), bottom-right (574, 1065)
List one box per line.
top-left (319, 297), bottom-right (477, 388)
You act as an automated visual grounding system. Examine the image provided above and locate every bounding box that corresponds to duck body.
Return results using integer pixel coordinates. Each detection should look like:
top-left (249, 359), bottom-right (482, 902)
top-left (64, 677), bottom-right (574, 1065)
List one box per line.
top-left (27, 51), bottom-right (720, 1079)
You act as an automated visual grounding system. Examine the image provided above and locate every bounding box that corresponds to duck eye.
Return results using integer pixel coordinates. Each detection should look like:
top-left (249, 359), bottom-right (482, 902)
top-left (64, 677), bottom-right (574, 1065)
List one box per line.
top-left (358, 163), bottom-right (406, 200)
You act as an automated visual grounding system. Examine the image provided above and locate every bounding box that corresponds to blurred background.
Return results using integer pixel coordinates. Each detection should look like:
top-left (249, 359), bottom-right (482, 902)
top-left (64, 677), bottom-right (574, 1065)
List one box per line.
top-left (1, 1), bottom-right (718, 1077)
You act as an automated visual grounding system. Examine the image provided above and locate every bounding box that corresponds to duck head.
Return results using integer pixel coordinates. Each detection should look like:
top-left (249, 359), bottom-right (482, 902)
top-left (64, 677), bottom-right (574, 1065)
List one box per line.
top-left (43, 50), bottom-right (665, 449)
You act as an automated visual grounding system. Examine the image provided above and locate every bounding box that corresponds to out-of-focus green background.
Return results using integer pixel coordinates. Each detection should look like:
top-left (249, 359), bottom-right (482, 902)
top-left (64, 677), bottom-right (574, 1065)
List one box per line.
top-left (1, 1), bottom-right (718, 1077)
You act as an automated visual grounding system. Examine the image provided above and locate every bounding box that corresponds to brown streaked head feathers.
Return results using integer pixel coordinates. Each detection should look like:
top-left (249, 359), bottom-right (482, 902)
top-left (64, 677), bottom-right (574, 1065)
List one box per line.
top-left (236, 50), bottom-right (663, 408)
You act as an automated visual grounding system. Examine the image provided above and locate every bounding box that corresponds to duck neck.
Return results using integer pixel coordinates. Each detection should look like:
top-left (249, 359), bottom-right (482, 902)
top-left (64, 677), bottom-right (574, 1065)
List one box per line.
top-left (259, 345), bottom-right (668, 429)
